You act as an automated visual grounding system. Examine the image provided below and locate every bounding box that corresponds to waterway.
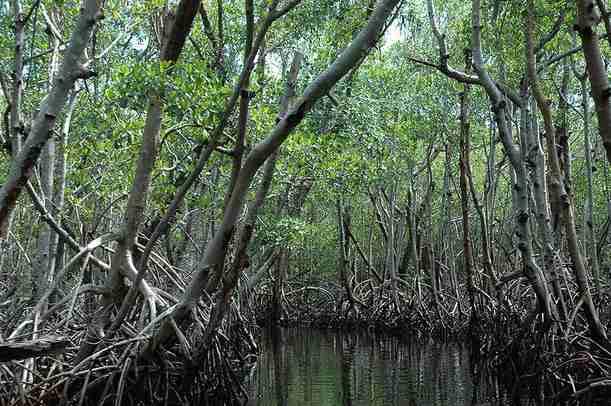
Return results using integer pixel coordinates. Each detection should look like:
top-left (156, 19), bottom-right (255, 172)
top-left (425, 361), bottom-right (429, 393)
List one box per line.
top-left (246, 328), bottom-right (520, 406)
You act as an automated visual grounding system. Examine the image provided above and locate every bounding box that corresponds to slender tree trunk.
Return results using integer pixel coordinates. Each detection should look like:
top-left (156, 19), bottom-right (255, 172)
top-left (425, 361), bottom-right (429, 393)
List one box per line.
top-left (189, 50), bottom-right (306, 366)
top-left (270, 53), bottom-right (304, 325)
top-left (109, 1), bottom-right (201, 301)
top-left (580, 74), bottom-right (601, 293)
top-left (31, 143), bottom-right (55, 302)
top-left (471, 0), bottom-right (555, 321)
top-left (337, 199), bottom-right (357, 316)
top-left (192, 149), bottom-right (280, 369)
top-left (23, 18), bottom-right (59, 378)
top-left (466, 144), bottom-right (497, 298)
top-left (485, 119), bottom-right (497, 250)
top-left (146, 0), bottom-right (402, 354)
top-left (0, 0), bottom-right (103, 238)
top-left (438, 143), bottom-right (458, 299)
top-left (222, 0), bottom-right (254, 212)
top-left (75, 0), bottom-right (202, 364)
top-left (576, 0), bottom-right (611, 163)
top-left (596, 0), bottom-right (611, 47)
top-left (459, 49), bottom-right (478, 322)
top-left (407, 174), bottom-right (420, 301)
top-left (48, 91), bottom-right (78, 300)
top-left (9, 0), bottom-right (25, 156)
top-left (528, 97), bottom-right (568, 322)
top-left (527, 1), bottom-right (606, 341)
top-left (386, 184), bottom-right (399, 303)
top-left (31, 14), bottom-right (62, 303)
top-left (0, 0), bottom-right (26, 254)
top-left (424, 161), bottom-right (439, 312)
top-left (187, 50), bottom-right (304, 367)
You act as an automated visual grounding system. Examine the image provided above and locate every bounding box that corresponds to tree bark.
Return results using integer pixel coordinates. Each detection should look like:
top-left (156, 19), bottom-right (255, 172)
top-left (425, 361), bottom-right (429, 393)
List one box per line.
top-left (75, 0), bottom-right (202, 364)
top-left (47, 91), bottom-right (79, 293)
top-left (471, 0), bottom-right (555, 321)
top-left (527, 96), bottom-right (567, 322)
top-left (337, 199), bottom-right (358, 316)
top-left (576, 0), bottom-right (611, 163)
top-left (147, 0), bottom-right (402, 354)
top-left (0, 0), bottom-right (103, 238)
top-left (9, 0), bottom-right (25, 155)
top-left (31, 13), bottom-right (62, 303)
top-left (459, 49), bottom-right (478, 321)
top-left (527, 0), bottom-right (606, 341)
top-left (579, 74), bottom-right (601, 293)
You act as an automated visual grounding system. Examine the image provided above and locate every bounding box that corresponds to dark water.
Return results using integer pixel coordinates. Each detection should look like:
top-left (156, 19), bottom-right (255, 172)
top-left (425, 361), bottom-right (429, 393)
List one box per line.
top-left (246, 328), bottom-right (513, 406)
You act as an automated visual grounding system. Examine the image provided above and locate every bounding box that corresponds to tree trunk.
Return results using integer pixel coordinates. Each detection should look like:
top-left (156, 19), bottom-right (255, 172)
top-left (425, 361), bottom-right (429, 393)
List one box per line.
top-left (146, 0), bottom-right (402, 354)
top-left (47, 91), bottom-right (78, 302)
top-left (31, 15), bottom-right (62, 303)
top-left (271, 53), bottom-right (305, 325)
top-left (424, 161), bottom-right (439, 312)
top-left (337, 199), bottom-right (357, 316)
top-left (576, 0), bottom-right (611, 163)
top-left (528, 96), bottom-right (567, 322)
top-left (1, 0), bottom-right (27, 245)
top-left (75, 0), bottom-right (202, 364)
top-left (459, 49), bottom-right (478, 321)
top-left (580, 74), bottom-right (601, 293)
top-left (0, 0), bottom-right (103, 238)
top-left (471, 0), bottom-right (555, 321)
top-left (527, 1), bottom-right (606, 341)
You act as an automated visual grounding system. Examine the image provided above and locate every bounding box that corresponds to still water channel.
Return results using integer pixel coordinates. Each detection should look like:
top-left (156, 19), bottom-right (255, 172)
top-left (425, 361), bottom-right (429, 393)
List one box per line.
top-left (246, 328), bottom-right (514, 406)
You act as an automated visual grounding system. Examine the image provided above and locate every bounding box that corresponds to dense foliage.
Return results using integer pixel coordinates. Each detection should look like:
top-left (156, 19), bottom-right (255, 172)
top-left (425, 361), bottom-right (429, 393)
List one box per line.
top-left (1, 0), bottom-right (611, 404)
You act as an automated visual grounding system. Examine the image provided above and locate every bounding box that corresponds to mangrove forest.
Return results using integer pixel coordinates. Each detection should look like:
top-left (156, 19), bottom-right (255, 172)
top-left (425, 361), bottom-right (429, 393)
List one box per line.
top-left (1, 0), bottom-right (611, 404)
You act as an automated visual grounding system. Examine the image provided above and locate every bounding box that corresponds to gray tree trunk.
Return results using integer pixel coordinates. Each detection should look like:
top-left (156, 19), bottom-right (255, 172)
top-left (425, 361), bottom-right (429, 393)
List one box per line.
top-left (0, 0), bottom-right (103, 238)
top-left (527, 2), bottom-right (606, 340)
top-left (146, 0), bottom-right (402, 354)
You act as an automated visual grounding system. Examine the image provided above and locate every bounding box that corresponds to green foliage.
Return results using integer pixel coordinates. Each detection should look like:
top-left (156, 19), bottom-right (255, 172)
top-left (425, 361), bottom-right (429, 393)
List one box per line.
top-left (1, 0), bottom-right (610, 281)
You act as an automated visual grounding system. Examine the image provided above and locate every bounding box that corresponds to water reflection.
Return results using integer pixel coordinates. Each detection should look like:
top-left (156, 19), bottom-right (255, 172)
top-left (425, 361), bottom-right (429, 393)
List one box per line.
top-left (247, 328), bottom-right (512, 406)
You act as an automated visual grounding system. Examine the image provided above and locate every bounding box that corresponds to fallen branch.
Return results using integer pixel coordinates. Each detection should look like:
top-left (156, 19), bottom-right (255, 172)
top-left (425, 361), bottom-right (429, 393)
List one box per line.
top-left (0, 336), bottom-right (69, 362)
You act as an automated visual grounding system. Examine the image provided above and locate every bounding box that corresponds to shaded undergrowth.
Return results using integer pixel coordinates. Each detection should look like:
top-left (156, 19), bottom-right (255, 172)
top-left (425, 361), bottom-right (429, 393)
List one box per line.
top-left (250, 276), bottom-right (611, 405)
top-left (2, 272), bottom-right (611, 405)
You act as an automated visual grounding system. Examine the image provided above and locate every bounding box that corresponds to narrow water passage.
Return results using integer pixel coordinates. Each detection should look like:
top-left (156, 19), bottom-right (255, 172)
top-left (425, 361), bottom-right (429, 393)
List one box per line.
top-left (246, 328), bottom-right (514, 406)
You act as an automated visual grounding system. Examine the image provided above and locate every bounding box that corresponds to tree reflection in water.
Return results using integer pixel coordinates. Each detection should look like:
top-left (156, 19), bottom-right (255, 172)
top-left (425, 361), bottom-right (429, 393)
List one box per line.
top-left (246, 328), bottom-right (524, 406)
